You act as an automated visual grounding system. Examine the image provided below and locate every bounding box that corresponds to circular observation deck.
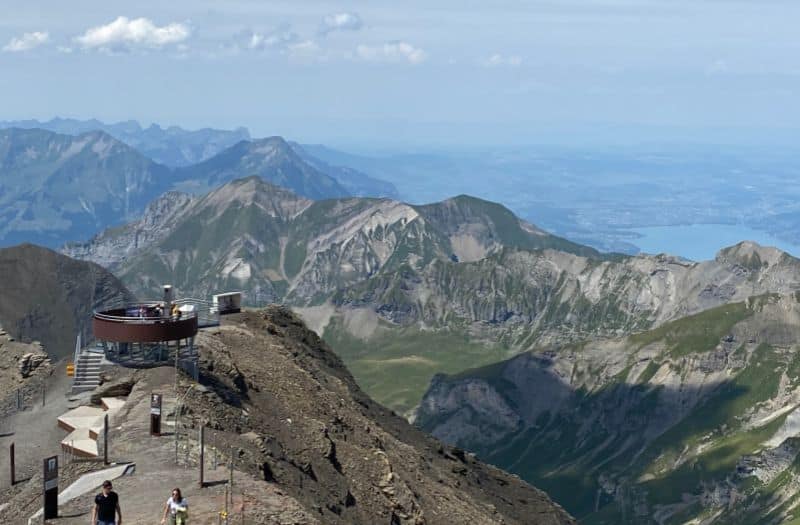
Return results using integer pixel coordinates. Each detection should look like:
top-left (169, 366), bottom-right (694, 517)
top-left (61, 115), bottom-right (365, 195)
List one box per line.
top-left (93, 303), bottom-right (198, 343)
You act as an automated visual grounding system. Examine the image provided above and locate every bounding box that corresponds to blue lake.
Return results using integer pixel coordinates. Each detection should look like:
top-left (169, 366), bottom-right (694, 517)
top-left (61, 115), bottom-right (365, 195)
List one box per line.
top-left (630, 224), bottom-right (800, 262)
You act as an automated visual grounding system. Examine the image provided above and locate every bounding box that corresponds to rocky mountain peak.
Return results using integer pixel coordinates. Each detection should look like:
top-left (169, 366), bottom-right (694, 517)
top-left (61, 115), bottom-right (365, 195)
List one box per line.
top-left (716, 240), bottom-right (792, 269)
top-left (199, 176), bottom-right (313, 220)
top-left (175, 135), bottom-right (350, 200)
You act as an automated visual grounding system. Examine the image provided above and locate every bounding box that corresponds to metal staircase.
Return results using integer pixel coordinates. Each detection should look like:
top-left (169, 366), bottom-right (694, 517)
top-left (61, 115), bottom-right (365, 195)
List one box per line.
top-left (72, 351), bottom-right (103, 393)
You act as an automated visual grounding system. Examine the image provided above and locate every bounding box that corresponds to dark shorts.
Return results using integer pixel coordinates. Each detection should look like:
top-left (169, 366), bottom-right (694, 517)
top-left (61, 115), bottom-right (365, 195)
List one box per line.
top-left (98, 521), bottom-right (116, 525)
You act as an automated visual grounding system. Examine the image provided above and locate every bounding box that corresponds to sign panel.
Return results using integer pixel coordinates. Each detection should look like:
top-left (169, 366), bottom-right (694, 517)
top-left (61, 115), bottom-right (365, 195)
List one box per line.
top-left (150, 393), bottom-right (162, 436)
top-left (43, 455), bottom-right (58, 519)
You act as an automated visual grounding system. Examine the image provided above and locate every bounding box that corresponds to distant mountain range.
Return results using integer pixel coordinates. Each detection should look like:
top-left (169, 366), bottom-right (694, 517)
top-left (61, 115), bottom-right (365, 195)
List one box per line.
top-left (0, 126), bottom-right (398, 247)
top-left (0, 128), bottom-right (173, 247)
top-left (0, 117), bottom-right (250, 167)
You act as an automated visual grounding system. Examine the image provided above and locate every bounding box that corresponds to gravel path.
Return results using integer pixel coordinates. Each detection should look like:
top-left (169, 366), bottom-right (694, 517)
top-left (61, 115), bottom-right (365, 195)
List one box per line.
top-left (0, 363), bottom-right (74, 491)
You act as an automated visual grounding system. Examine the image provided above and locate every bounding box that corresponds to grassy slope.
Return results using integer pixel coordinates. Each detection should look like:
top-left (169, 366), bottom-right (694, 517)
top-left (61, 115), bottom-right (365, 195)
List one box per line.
top-left (322, 316), bottom-right (511, 414)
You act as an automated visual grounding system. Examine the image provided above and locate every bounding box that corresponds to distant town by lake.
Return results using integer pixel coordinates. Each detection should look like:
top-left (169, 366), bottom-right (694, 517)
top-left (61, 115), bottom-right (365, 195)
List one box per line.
top-left (630, 224), bottom-right (800, 261)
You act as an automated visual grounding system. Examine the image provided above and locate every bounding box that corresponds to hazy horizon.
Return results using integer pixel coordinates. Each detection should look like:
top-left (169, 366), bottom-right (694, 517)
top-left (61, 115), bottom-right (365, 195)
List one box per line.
top-left (3, 1), bottom-right (800, 148)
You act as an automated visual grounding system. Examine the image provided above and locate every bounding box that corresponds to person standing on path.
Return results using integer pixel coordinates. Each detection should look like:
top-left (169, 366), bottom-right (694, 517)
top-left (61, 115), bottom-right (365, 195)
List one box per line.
top-left (92, 479), bottom-right (122, 525)
top-left (161, 487), bottom-right (189, 525)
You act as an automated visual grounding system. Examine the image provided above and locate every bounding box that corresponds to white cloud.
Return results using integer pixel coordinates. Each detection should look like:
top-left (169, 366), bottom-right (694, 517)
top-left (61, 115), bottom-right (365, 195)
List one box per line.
top-left (75, 16), bottom-right (190, 51)
top-left (3, 31), bottom-right (49, 52)
top-left (482, 54), bottom-right (523, 67)
top-left (246, 28), bottom-right (300, 51)
top-left (234, 28), bottom-right (321, 62)
top-left (356, 41), bottom-right (427, 65)
top-left (320, 13), bottom-right (363, 35)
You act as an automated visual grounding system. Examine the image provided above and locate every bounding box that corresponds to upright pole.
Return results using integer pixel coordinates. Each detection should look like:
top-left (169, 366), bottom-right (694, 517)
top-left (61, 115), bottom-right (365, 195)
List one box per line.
top-left (9, 442), bottom-right (14, 486)
top-left (103, 414), bottom-right (109, 465)
top-left (229, 450), bottom-right (234, 513)
top-left (175, 409), bottom-right (180, 465)
top-left (199, 425), bottom-right (205, 488)
top-left (224, 486), bottom-right (229, 525)
top-left (174, 340), bottom-right (179, 393)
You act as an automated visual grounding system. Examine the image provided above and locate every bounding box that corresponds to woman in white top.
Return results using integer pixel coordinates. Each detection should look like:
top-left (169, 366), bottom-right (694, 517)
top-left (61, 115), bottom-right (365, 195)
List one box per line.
top-left (161, 487), bottom-right (188, 525)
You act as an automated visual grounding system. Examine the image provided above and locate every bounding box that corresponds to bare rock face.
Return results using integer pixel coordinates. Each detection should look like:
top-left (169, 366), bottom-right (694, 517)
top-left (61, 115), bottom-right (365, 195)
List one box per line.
top-left (0, 326), bottom-right (52, 413)
top-left (62, 191), bottom-right (195, 269)
top-left (18, 352), bottom-right (49, 378)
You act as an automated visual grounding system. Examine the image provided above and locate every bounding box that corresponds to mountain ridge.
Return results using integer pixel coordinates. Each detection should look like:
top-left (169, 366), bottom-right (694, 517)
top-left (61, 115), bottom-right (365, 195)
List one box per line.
top-left (62, 176), bottom-right (800, 415)
top-left (416, 292), bottom-right (800, 523)
top-left (0, 128), bottom-right (396, 247)
top-left (0, 117), bottom-right (251, 167)
top-left (0, 243), bottom-right (132, 357)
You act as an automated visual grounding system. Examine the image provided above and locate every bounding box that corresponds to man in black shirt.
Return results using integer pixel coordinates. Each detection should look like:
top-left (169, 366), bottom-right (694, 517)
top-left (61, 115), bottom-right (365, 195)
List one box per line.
top-left (92, 479), bottom-right (122, 525)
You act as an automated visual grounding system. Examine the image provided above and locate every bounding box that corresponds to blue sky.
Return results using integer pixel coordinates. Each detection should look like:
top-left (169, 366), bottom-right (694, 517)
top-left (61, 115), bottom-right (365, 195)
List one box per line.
top-left (1, 0), bottom-right (799, 148)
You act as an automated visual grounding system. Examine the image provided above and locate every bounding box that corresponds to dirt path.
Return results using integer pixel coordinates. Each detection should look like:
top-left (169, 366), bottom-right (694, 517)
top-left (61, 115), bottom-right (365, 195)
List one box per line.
top-left (0, 363), bottom-right (74, 490)
top-left (48, 367), bottom-right (314, 525)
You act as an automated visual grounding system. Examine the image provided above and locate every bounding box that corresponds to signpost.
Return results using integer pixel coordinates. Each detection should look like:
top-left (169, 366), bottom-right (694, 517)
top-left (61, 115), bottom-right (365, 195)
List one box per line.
top-left (199, 425), bottom-right (205, 488)
top-left (43, 455), bottom-right (58, 519)
top-left (9, 443), bottom-right (14, 486)
top-left (150, 393), bottom-right (162, 436)
top-left (104, 414), bottom-right (109, 465)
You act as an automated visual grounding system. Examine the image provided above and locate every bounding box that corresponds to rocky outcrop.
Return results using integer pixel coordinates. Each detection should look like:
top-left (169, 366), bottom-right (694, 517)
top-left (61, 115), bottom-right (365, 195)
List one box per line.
top-left (0, 326), bottom-right (52, 414)
top-left (179, 308), bottom-right (575, 525)
top-left (18, 352), bottom-right (49, 378)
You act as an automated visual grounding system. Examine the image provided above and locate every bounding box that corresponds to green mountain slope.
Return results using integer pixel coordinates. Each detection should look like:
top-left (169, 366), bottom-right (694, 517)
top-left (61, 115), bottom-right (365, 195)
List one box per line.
top-left (65, 177), bottom-right (800, 418)
top-left (417, 293), bottom-right (800, 524)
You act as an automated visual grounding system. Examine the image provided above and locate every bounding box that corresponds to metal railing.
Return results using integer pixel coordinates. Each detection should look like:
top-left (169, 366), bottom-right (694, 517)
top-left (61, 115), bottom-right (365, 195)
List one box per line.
top-left (94, 303), bottom-right (197, 321)
top-left (174, 298), bottom-right (219, 327)
top-left (94, 299), bottom-right (218, 326)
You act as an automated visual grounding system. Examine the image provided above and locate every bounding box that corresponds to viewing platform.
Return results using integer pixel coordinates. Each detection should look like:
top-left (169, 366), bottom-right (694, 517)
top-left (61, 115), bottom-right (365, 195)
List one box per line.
top-left (72, 288), bottom-right (242, 390)
top-left (92, 303), bottom-right (200, 344)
